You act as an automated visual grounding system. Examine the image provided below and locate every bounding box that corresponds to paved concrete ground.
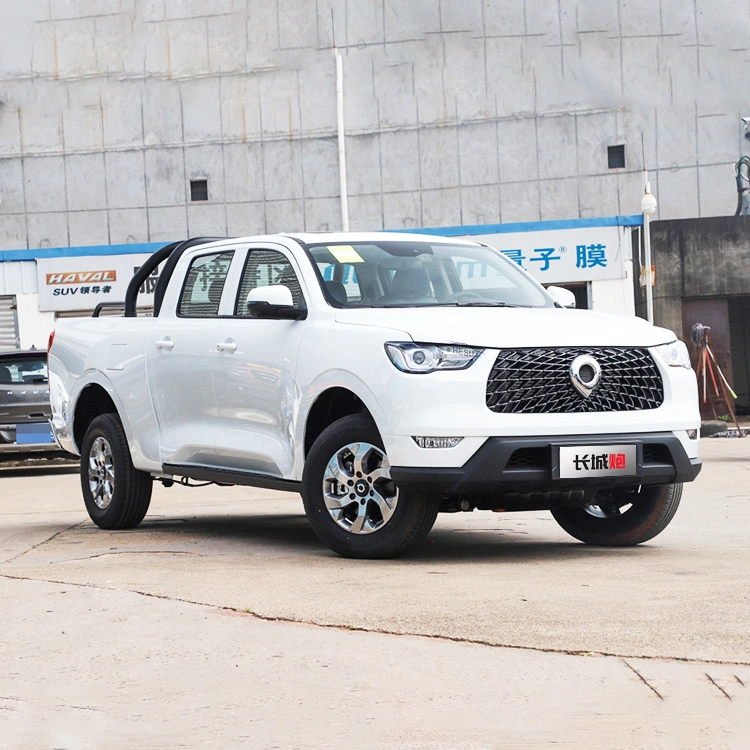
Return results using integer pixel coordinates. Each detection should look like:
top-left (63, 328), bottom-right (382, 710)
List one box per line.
top-left (1, 437), bottom-right (748, 748)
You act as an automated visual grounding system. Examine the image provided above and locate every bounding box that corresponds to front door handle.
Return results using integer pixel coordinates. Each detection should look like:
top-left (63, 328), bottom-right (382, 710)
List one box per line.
top-left (155, 339), bottom-right (174, 351)
top-left (216, 342), bottom-right (237, 353)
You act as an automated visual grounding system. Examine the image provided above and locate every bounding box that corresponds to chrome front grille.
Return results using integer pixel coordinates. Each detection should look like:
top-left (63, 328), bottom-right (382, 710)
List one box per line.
top-left (486, 347), bottom-right (664, 414)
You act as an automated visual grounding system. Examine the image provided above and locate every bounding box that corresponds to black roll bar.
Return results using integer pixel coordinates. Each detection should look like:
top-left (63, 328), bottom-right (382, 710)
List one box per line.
top-left (92, 302), bottom-right (125, 317)
top-left (123, 241), bottom-right (180, 318)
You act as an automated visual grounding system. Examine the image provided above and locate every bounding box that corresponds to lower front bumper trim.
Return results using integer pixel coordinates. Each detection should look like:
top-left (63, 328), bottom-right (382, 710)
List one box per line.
top-left (390, 432), bottom-right (701, 496)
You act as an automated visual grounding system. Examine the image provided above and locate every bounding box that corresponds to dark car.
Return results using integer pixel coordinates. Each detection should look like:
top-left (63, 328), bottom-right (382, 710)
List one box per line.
top-left (0, 349), bottom-right (58, 455)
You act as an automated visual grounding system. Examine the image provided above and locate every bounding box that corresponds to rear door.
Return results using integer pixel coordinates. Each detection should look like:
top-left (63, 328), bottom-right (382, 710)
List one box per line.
top-left (147, 248), bottom-right (236, 467)
top-left (211, 244), bottom-right (308, 478)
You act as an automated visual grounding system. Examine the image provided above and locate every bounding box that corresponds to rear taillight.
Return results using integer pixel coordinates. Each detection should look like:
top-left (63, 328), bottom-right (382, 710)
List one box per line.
top-left (48, 330), bottom-right (55, 352)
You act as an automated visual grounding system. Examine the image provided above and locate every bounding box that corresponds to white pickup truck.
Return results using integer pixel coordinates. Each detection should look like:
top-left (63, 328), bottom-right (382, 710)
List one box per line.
top-left (49, 232), bottom-right (701, 558)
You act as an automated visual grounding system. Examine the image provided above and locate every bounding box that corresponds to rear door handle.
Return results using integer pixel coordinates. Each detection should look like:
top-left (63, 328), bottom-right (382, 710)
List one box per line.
top-left (216, 342), bottom-right (237, 353)
top-left (155, 339), bottom-right (175, 351)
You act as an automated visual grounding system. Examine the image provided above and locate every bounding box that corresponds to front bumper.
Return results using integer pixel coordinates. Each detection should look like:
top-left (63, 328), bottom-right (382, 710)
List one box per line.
top-left (390, 431), bottom-right (701, 499)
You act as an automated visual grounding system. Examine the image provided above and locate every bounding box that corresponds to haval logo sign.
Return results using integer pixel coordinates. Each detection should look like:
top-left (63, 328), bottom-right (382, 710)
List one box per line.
top-left (36, 253), bottom-right (153, 312)
top-left (45, 270), bottom-right (117, 285)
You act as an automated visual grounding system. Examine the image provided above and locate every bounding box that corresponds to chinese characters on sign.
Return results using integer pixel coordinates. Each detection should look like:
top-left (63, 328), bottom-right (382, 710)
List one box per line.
top-left (572, 452), bottom-right (627, 472)
top-left (501, 244), bottom-right (608, 272)
top-left (575, 244), bottom-right (607, 268)
top-left (529, 247), bottom-right (562, 271)
top-left (136, 265), bottom-right (160, 294)
top-left (478, 225), bottom-right (628, 285)
top-left (65, 285), bottom-right (113, 296)
top-left (502, 249), bottom-right (525, 265)
top-left (558, 444), bottom-right (636, 478)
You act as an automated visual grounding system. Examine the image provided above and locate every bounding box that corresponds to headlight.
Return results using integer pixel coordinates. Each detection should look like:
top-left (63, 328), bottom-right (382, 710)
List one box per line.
top-left (385, 342), bottom-right (482, 373)
top-left (654, 340), bottom-right (691, 369)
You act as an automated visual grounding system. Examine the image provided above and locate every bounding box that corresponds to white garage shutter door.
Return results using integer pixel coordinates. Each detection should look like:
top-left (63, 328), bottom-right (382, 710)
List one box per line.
top-left (0, 296), bottom-right (19, 351)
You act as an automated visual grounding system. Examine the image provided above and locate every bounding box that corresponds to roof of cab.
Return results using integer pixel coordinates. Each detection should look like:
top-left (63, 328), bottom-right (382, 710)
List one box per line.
top-left (278, 231), bottom-right (483, 246)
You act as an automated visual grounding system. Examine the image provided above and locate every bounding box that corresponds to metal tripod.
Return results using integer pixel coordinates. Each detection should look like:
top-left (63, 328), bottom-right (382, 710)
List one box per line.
top-left (691, 323), bottom-right (743, 434)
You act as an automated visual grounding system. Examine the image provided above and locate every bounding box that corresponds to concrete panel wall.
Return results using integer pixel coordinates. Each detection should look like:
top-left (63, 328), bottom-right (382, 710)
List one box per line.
top-left (1, 0), bottom-right (749, 250)
top-left (635, 216), bottom-right (750, 338)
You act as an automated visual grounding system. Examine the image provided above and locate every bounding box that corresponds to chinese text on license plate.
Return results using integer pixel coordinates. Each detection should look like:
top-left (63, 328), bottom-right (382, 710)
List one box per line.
top-left (559, 444), bottom-right (637, 479)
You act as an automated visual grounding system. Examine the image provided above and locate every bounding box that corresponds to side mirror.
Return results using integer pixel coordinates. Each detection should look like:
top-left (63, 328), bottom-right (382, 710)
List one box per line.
top-left (246, 285), bottom-right (307, 320)
top-left (546, 285), bottom-right (577, 309)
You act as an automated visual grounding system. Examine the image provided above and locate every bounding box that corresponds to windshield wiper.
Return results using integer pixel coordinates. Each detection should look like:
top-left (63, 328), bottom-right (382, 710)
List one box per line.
top-left (378, 303), bottom-right (441, 308)
top-left (453, 301), bottom-right (522, 308)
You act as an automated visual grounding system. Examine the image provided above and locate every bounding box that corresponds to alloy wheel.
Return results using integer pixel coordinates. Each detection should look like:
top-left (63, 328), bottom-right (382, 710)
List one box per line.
top-left (88, 435), bottom-right (115, 510)
top-left (583, 489), bottom-right (634, 519)
top-left (322, 441), bottom-right (398, 534)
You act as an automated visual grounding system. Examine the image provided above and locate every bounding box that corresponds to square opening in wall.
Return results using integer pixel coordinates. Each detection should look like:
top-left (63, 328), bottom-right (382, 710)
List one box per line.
top-left (190, 179), bottom-right (209, 201)
top-left (607, 145), bottom-right (625, 169)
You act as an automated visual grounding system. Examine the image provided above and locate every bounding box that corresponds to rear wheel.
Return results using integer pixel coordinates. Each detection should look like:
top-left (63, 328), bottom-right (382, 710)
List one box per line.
top-left (80, 413), bottom-right (153, 529)
top-left (551, 483), bottom-right (682, 546)
top-left (302, 415), bottom-right (439, 558)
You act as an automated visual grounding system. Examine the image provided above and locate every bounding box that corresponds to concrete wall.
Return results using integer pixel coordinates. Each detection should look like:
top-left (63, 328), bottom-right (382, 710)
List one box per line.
top-left (1, 0), bottom-right (749, 251)
top-left (635, 215), bottom-right (750, 336)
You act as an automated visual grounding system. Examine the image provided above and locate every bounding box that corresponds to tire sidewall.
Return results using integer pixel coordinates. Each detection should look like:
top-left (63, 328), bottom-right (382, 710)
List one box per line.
top-left (552, 483), bottom-right (682, 546)
top-left (80, 413), bottom-right (147, 529)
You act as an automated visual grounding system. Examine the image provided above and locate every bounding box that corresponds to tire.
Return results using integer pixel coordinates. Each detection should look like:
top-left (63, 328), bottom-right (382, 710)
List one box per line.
top-left (302, 415), bottom-right (440, 558)
top-left (80, 413), bottom-right (153, 530)
top-left (551, 483), bottom-right (683, 547)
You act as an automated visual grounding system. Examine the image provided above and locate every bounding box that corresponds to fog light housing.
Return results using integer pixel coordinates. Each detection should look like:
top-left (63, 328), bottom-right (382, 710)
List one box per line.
top-left (413, 436), bottom-right (463, 449)
top-left (687, 429), bottom-right (698, 440)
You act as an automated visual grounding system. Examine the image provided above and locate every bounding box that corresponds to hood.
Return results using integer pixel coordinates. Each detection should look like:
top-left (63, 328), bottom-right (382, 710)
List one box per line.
top-left (333, 307), bottom-right (677, 349)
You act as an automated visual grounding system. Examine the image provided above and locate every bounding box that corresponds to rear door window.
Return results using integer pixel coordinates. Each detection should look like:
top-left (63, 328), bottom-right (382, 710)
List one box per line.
top-left (178, 251), bottom-right (235, 317)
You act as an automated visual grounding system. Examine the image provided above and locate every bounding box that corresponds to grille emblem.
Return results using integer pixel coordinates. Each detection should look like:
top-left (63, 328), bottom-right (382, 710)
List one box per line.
top-left (570, 354), bottom-right (601, 398)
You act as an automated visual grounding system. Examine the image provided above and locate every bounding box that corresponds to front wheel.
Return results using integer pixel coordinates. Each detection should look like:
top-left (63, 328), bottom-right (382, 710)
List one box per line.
top-left (551, 483), bottom-right (683, 547)
top-left (302, 415), bottom-right (440, 558)
top-left (80, 413), bottom-right (153, 530)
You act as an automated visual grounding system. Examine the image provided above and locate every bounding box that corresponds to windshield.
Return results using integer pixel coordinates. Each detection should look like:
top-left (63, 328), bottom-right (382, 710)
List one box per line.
top-left (305, 240), bottom-right (551, 308)
top-left (0, 355), bottom-right (48, 385)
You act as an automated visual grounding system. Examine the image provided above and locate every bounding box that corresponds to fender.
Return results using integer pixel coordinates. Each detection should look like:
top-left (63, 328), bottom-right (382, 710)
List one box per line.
top-left (68, 370), bottom-right (162, 472)
top-left (292, 369), bottom-right (391, 482)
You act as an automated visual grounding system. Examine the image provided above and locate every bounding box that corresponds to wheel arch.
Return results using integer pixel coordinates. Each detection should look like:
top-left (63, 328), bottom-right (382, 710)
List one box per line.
top-left (304, 387), bottom-right (374, 458)
top-left (72, 383), bottom-right (119, 452)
